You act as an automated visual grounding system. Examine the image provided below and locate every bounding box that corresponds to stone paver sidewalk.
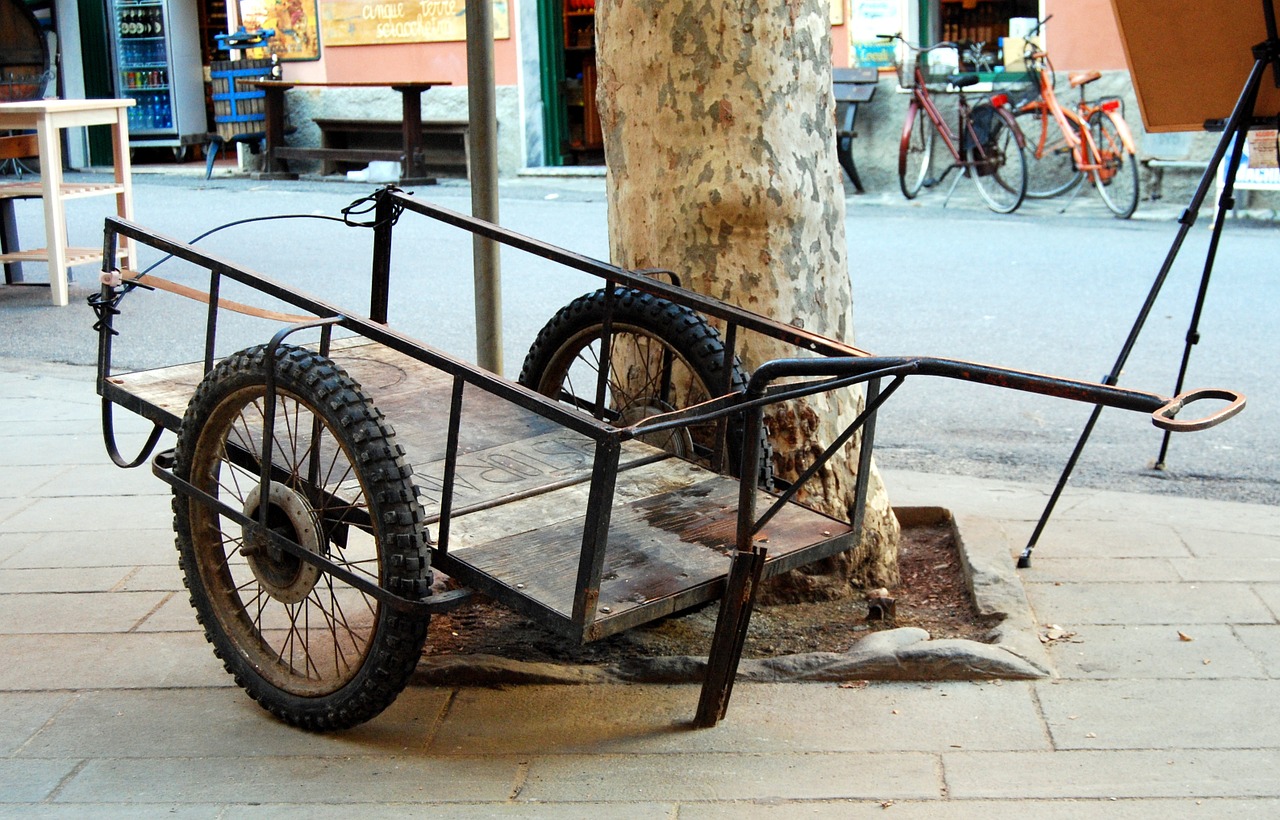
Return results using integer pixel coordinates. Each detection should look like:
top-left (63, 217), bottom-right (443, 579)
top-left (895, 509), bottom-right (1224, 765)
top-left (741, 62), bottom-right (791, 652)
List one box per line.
top-left (1, 359), bottom-right (1277, 816)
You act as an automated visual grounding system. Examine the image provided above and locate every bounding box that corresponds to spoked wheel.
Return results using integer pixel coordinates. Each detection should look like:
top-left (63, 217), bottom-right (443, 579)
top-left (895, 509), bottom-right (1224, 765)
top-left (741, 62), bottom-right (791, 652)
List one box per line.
top-left (899, 104), bottom-right (936, 199)
top-left (172, 345), bottom-right (431, 730)
top-left (1089, 111), bottom-right (1139, 219)
top-left (967, 107), bottom-right (1027, 214)
top-left (1015, 105), bottom-right (1084, 198)
top-left (519, 288), bottom-right (761, 480)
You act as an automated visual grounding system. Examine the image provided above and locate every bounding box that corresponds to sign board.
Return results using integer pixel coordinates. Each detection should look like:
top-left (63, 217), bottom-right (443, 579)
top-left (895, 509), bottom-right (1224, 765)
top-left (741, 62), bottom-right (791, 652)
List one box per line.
top-left (237, 0), bottom-right (322, 61)
top-left (1218, 130), bottom-right (1280, 194)
top-left (848, 0), bottom-right (900, 69)
top-left (319, 0), bottom-right (509, 46)
top-left (1110, 0), bottom-right (1280, 132)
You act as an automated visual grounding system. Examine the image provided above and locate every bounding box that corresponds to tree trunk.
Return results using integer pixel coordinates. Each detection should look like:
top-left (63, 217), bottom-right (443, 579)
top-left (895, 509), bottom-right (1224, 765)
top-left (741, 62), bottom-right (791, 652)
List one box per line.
top-left (595, 0), bottom-right (901, 596)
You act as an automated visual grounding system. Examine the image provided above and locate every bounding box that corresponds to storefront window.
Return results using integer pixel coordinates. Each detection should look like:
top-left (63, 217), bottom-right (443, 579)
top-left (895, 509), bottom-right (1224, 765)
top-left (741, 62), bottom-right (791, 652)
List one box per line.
top-left (926, 0), bottom-right (1039, 74)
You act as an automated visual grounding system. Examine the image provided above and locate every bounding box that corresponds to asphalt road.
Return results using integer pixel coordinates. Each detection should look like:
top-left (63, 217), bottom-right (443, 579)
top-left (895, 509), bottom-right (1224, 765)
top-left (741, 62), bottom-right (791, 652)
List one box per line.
top-left (2, 171), bottom-right (1274, 506)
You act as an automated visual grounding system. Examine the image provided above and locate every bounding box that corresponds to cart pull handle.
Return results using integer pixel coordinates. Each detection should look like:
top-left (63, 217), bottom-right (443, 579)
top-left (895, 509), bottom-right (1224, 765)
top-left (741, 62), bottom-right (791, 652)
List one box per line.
top-left (1152, 388), bottom-right (1246, 432)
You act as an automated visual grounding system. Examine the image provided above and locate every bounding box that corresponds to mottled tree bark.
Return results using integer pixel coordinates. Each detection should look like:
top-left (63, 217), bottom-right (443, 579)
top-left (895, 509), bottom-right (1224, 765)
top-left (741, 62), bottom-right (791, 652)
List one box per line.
top-left (595, 0), bottom-right (901, 595)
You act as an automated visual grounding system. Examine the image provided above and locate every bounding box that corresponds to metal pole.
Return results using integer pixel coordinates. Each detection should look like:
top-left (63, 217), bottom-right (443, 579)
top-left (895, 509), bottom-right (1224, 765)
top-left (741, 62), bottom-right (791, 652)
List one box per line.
top-left (467, 0), bottom-right (503, 374)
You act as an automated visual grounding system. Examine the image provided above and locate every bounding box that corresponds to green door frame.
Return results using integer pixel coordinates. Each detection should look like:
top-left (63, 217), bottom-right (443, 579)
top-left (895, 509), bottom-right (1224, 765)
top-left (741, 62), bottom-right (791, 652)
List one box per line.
top-left (77, 0), bottom-right (114, 165)
top-left (536, 0), bottom-right (570, 166)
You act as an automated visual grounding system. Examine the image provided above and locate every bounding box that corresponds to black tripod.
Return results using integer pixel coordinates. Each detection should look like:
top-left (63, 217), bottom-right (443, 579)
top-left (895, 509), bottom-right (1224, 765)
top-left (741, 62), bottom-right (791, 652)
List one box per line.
top-left (1019, 0), bottom-right (1280, 568)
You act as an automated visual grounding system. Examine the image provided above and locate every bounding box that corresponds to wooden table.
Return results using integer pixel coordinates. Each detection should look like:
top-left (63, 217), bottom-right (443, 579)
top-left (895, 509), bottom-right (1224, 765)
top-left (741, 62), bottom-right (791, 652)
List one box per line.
top-left (253, 81), bottom-right (450, 185)
top-left (0, 99), bottom-right (135, 306)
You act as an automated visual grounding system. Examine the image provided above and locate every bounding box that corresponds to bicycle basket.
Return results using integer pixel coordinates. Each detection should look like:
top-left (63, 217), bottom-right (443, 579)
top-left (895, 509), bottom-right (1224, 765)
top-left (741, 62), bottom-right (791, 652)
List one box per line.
top-left (898, 56), bottom-right (957, 92)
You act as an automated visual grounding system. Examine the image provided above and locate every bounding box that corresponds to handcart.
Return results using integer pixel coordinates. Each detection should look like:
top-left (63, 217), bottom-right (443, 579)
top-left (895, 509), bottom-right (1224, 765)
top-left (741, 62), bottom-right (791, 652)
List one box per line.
top-left (93, 187), bottom-right (1244, 731)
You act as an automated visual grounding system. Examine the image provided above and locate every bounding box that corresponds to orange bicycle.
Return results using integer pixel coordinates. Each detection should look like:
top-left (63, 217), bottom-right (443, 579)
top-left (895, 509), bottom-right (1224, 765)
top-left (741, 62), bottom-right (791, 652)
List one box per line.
top-left (1013, 17), bottom-right (1139, 218)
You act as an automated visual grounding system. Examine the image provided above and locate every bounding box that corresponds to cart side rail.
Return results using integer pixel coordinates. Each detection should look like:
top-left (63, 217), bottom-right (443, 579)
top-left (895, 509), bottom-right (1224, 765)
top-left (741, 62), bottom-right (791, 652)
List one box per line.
top-left (100, 215), bottom-right (614, 443)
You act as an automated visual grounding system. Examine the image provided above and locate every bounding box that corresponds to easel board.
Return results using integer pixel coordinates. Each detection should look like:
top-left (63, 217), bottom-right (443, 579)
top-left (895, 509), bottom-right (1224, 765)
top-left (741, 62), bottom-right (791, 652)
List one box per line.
top-left (1110, 0), bottom-right (1280, 132)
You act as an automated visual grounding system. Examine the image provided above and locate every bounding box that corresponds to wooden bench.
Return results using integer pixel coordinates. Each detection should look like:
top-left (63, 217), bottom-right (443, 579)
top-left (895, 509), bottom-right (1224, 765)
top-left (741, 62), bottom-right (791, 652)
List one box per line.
top-left (253, 80), bottom-right (450, 185)
top-left (312, 118), bottom-right (469, 180)
top-left (834, 67), bottom-right (880, 194)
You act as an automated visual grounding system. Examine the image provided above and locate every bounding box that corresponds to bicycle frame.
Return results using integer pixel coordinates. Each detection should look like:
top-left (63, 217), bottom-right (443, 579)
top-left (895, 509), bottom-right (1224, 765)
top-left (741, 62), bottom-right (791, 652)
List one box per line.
top-left (1020, 50), bottom-right (1134, 183)
top-left (904, 63), bottom-right (1007, 181)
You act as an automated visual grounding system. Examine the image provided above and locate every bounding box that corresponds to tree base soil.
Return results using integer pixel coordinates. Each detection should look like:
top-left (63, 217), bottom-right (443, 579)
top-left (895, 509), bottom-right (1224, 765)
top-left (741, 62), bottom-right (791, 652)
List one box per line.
top-left (423, 519), bottom-right (995, 666)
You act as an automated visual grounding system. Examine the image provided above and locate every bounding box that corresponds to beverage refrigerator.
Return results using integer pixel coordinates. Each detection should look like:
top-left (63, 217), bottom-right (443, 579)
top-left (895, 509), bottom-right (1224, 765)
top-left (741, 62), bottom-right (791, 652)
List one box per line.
top-left (107, 0), bottom-right (207, 155)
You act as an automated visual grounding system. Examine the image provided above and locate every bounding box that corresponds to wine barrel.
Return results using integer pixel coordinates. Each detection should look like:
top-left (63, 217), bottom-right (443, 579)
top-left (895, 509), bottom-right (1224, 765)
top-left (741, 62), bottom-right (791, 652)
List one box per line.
top-left (0, 0), bottom-right (51, 103)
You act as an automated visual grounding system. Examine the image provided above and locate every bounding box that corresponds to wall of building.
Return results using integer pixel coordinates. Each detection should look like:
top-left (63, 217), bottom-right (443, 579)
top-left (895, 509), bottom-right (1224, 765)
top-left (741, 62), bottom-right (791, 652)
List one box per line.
top-left (1042, 0), bottom-right (1127, 71)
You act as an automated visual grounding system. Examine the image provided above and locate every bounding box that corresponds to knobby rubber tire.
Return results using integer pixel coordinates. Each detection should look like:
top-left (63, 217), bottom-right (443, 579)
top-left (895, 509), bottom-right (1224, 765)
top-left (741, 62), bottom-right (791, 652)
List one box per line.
top-left (967, 105), bottom-right (1027, 214)
top-left (172, 344), bottom-right (431, 731)
top-left (1015, 105), bottom-right (1084, 199)
top-left (899, 103), bottom-right (935, 199)
top-left (518, 287), bottom-right (765, 483)
top-left (1089, 110), bottom-right (1139, 219)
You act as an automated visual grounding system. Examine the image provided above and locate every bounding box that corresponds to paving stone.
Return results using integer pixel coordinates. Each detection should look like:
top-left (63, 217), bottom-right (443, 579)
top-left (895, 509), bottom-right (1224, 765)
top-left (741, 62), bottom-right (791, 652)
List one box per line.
top-left (1177, 528), bottom-right (1280, 560)
top-left (2, 495), bottom-right (171, 533)
top-left (1011, 519), bottom-right (1190, 560)
top-left (28, 461), bottom-right (170, 499)
top-left (1171, 558), bottom-right (1280, 583)
top-left (0, 806), bottom-right (223, 819)
top-left (0, 567), bottom-right (136, 594)
top-left (0, 498), bottom-right (26, 528)
top-left (0, 692), bottom-right (73, 755)
top-left (0, 633), bottom-right (230, 690)
top-left (0, 759), bottom-right (81, 803)
top-left (54, 755), bottom-right (519, 804)
top-left (1035, 679), bottom-right (1280, 749)
top-left (1235, 625), bottom-right (1280, 677)
top-left (945, 749), bottom-right (1280, 799)
top-left (431, 681), bottom-right (1047, 755)
top-left (520, 751), bottom-right (940, 802)
top-left (0, 433), bottom-right (110, 467)
top-left (1251, 584), bottom-right (1280, 621)
top-left (1046, 624), bottom-right (1266, 679)
top-left (115, 564), bottom-right (184, 591)
top-left (1063, 493), bottom-right (1280, 538)
top-left (228, 803), bottom-right (676, 819)
top-left (0, 591), bottom-right (170, 634)
top-left (2, 529), bottom-right (176, 569)
top-left (1020, 557), bottom-right (1182, 584)
top-left (0, 466), bottom-right (71, 499)
top-left (681, 797), bottom-right (1280, 819)
top-left (1025, 581), bottom-right (1273, 626)
top-left (17, 688), bottom-right (453, 759)
top-left (132, 592), bottom-right (200, 632)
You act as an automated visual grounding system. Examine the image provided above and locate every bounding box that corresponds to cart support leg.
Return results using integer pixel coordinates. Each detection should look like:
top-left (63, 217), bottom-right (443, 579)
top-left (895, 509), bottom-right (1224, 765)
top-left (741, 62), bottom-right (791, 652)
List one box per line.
top-left (695, 546), bottom-right (767, 728)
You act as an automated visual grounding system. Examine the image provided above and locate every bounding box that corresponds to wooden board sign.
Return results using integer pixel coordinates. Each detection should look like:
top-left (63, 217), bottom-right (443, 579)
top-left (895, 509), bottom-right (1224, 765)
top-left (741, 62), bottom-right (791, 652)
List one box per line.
top-left (1110, 0), bottom-right (1280, 131)
top-left (319, 0), bottom-right (509, 46)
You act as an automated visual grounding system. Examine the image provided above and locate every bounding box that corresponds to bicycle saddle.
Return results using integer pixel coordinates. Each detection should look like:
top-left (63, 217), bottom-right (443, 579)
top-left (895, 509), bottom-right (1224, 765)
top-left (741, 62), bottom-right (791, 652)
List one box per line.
top-left (947, 73), bottom-right (981, 88)
top-left (1069, 70), bottom-right (1102, 87)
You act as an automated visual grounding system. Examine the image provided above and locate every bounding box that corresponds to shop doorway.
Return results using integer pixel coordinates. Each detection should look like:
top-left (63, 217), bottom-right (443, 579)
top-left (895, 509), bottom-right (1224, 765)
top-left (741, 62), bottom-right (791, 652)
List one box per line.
top-left (537, 0), bottom-right (603, 167)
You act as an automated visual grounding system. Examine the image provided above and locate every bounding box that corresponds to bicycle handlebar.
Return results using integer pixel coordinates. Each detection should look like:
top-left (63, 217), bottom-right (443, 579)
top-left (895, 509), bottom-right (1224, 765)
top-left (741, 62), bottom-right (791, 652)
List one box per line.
top-left (876, 32), bottom-right (959, 54)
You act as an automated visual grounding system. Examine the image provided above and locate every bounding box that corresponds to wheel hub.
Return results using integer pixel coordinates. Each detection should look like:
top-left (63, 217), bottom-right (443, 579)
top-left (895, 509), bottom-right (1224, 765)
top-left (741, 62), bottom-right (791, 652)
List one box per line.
top-left (241, 481), bottom-right (323, 605)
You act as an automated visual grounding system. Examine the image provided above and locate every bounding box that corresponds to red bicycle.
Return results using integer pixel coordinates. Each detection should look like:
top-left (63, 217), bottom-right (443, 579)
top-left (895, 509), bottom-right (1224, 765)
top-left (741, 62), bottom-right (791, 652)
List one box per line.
top-left (886, 34), bottom-right (1028, 214)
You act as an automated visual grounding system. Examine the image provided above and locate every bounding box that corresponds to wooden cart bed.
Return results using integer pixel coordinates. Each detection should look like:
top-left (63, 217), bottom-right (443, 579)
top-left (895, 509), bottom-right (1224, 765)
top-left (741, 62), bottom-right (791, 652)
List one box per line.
top-left (106, 337), bottom-right (852, 641)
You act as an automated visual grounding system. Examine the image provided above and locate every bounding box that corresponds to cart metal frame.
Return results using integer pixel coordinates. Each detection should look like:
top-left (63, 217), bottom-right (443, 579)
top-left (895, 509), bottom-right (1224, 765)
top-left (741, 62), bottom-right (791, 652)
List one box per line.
top-left (94, 187), bottom-right (1243, 729)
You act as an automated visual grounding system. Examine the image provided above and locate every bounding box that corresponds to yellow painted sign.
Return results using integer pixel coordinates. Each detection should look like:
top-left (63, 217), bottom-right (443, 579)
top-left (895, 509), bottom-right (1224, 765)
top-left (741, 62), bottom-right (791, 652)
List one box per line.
top-left (319, 0), bottom-right (509, 46)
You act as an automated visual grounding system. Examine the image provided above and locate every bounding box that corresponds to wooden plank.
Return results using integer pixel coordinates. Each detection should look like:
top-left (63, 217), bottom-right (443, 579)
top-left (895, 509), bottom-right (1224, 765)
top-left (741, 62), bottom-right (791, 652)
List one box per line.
top-left (444, 459), bottom-right (850, 626)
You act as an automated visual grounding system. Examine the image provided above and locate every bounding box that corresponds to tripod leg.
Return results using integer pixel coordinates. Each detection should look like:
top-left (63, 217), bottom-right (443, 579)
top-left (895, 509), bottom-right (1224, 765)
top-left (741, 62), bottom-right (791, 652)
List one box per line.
top-left (1019, 54), bottom-right (1270, 569)
top-left (1154, 129), bottom-right (1250, 469)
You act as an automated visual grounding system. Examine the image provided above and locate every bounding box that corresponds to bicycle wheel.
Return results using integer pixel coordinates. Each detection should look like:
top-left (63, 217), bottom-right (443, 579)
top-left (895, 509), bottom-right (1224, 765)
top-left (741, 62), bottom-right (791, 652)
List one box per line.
top-left (1015, 105), bottom-right (1084, 198)
top-left (966, 106), bottom-right (1027, 214)
top-left (899, 104), bottom-right (936, 199)
top-left (173, 344), bottom-right (431, 731)
top-left (519, 287), bottom-right (760, 480)
top-left (1089, 111), bottom-right (1139, 219)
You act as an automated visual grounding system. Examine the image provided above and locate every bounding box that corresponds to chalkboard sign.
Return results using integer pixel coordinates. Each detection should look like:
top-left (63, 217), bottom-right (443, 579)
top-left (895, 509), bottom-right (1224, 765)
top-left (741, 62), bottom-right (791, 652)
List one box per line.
top-left (1110, 0), bottom-right (1280, 132)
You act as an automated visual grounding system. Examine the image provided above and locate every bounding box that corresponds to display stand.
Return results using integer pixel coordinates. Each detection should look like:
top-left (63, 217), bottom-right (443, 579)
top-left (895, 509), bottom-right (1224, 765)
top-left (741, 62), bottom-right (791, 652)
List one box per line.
top-left (0, 99), bottom-right (135, 307)
top-left (1019, 0), bottom-right (1279, 567)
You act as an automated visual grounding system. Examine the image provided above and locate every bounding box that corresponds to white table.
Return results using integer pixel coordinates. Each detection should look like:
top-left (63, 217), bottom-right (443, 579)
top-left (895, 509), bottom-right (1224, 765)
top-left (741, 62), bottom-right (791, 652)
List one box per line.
top-left (0, 99), bottom-right (135, 306)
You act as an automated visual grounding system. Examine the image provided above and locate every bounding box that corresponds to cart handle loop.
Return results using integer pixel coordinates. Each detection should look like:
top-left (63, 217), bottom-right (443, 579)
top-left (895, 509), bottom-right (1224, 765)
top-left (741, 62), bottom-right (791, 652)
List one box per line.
top-left (1152, 388), bottom-right (1246, 432)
